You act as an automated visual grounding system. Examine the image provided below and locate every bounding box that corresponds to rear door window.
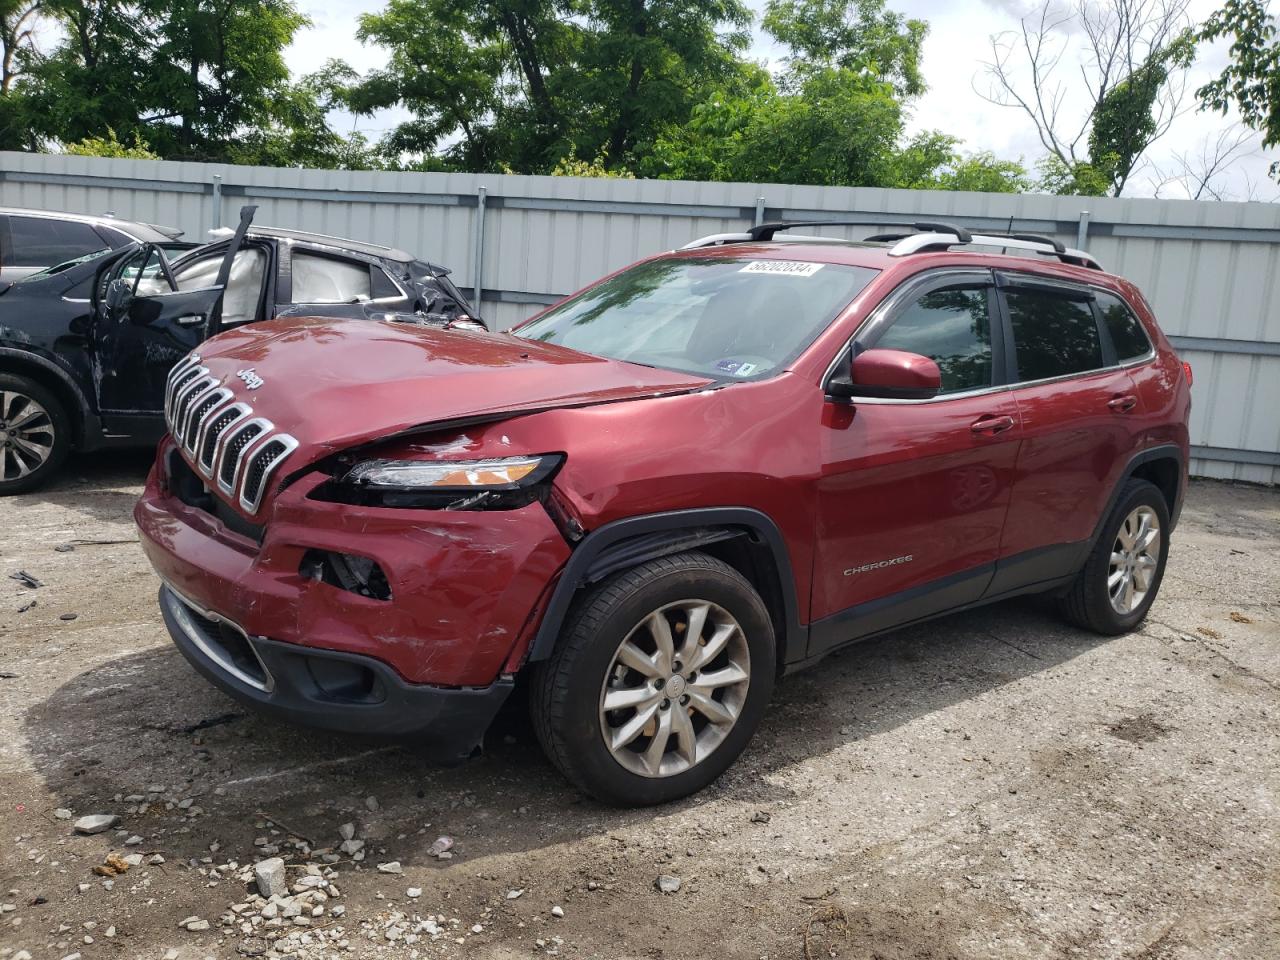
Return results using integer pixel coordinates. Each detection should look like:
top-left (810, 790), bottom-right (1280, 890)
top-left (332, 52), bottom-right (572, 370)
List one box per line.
top-left (873, 285), bottom-right (994, 394)
top-left (8, 216), bottom-right (107, 267)
top-left (1095, 291), bottom-right (1152, 361)
top-left (292, 250), bottom-right (372, 303)
top-left (1003, 287), bottom-right (1103, 382)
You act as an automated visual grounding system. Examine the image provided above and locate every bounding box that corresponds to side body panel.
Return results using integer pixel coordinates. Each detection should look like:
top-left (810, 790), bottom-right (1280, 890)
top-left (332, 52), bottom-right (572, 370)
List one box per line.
top-left (809, 393), bottom-right (1020, 643)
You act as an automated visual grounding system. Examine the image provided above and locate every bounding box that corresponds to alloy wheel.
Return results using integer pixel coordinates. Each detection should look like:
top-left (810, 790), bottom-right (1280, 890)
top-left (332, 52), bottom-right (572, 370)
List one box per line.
top-left (0, 391), bottom-right (55, 482)
top-left (1108, 505), bottom-right (1161, 615)
top-left (598, 599), bottom-right (751, 778)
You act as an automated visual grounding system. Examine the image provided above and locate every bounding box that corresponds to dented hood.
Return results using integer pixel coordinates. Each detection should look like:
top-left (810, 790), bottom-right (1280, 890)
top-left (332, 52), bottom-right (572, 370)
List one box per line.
top-left (192, 316), bottom-right (711, 465)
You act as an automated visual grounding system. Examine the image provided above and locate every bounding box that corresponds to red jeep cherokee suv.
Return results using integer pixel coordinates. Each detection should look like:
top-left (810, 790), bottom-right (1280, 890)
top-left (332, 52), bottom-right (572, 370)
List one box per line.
top-left (135, 221), bottom-right (1191, 805)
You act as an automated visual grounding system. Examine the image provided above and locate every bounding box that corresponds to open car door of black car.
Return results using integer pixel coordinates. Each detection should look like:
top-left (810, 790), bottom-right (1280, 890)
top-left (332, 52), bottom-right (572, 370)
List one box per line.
top-left (92, 207), bottom-right (257, 435)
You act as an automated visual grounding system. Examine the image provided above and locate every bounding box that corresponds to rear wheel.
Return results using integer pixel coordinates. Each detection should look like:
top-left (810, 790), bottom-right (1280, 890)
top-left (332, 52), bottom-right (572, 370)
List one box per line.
top-left (1059, 478), bottom-right (1170, 634)
top-left (531, 552), bottom-right (775, 805)
top-left (0, 374), bottom-right (71, 495)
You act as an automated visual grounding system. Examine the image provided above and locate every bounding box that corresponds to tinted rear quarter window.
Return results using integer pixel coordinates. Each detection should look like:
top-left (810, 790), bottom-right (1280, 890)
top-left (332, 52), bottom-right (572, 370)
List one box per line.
top-left (1096, 291), bottom-right (1152, 361)
top-left (8, 216), bottom-right (106, 267)
top-left (1005, 288), bottom-right (1103, 381)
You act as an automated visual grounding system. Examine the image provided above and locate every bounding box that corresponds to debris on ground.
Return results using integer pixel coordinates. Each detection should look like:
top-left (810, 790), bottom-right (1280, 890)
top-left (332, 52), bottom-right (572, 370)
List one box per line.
top-left (16, 600), bottom-right (35, 613)
top-left (254, 857), bottom-right (288, 898)
top-left (656, 875), bottom-right (681, 894)
top-left (377, 861), bottom-right (403, 874)
top-left (9, 570), bottom-right (43, 588)
top-left (72, 814), bottom-right (118, 834)
top-left (91, 853), bottom-right (132, 877)
top-left (428, 836), bottom-right (454, 859)
top-left (750, 811), bottom-right (771, 824)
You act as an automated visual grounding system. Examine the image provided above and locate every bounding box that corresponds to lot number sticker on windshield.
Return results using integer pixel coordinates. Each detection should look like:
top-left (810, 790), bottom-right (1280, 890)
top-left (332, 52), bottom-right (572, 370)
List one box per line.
top-left (740, 260), bottom-right (824, 277)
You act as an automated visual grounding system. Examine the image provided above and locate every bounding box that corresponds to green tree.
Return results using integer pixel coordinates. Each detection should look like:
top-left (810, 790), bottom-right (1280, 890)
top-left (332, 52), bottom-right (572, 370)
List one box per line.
top-left (0, 0), bottom-right (40, 147)
top-left (63, 126), bottom-right (158, 158)
top-left (890, 132), bottom-right (1030, 192)
top-left (343, 0), bottom-right (751, 174)
top-left (139, 0), bottom-right (309, 160)
top-left (1087, 31), bottom-right (1197, 194)
top-left (762, 0), bottom-right (927, 96)
top-left (12, 0), bottom-right (155, 150)
top-left (4, 0), bottom-right (354, 165)
top-left (1197, 0), bottom-right (1279, 177)
top-left (981, 0), bottom-right (1198, 196)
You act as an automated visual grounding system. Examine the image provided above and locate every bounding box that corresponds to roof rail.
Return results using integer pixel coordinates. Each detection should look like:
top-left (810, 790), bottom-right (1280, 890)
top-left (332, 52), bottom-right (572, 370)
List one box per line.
top-left (746, 219), bottom-right (974, 243)
top-left (679, 218), bottom-right (1103, 270)
top-left (887, 231), bottom-right (1103, 270)
top-left (680, 231), bottom-right (850, 250)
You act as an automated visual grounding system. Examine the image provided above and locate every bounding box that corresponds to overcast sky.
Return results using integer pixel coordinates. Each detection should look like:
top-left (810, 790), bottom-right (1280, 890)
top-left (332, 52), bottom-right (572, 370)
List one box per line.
top-left (290, 0), bottom-right (1278, 201)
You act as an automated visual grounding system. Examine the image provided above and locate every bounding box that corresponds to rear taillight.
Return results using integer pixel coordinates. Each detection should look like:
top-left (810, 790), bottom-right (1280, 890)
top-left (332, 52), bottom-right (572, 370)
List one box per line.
top-left (1182, 361), bottom-right (1193, 386)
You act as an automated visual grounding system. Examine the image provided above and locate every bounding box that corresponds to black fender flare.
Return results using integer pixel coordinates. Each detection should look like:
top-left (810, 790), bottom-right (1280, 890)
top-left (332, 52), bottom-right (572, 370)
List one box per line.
top-left (0, 346), bottom-right (96, 445)
top-left (526, 507), bottom-right (808, 668)
top-left (1089, 443), bottom-right (1185, 545)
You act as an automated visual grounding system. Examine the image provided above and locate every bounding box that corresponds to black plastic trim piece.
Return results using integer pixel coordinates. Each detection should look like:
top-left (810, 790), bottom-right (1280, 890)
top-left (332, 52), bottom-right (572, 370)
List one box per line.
top-left (525, 508), bottom-right (806, 666)
top-left (786, 566), bottom-right (1077, 676)
top-left (1090, 443), bottom-right (1186, 539)
top-left (985, 541), bottom-right (1088, 597)
top-left (807, 563), bottom-right (994, 658)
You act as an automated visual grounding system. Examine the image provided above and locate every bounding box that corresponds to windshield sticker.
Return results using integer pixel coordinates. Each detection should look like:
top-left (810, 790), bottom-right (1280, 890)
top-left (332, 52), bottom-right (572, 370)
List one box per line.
top-left (714, 360), bottom-right (760, 377)
top-left (740, 260), bottom-right (824, 277)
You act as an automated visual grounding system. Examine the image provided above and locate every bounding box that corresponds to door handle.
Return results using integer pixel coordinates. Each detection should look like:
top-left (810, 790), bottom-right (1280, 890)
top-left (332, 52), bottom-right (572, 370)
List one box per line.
top-left (174, 314), bottom-right (205, 327)
top-left (970, 415), bottom-right (1015, 435)
top-left (1108, 395), bottom-right (1138, 413)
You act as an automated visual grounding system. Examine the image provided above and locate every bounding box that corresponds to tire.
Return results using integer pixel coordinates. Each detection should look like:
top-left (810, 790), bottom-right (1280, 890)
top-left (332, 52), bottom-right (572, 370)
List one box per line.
top-left (0, 373), bottom-right (72, 495)
top-left (1058, 478), bottom-right (1171, 635)
top-left (531, 551), bottom-right (775, 806)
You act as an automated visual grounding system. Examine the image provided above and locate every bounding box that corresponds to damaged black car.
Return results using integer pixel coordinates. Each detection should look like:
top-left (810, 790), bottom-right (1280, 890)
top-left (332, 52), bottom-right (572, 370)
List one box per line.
top-left (0, 206), bottom-right (480, 493)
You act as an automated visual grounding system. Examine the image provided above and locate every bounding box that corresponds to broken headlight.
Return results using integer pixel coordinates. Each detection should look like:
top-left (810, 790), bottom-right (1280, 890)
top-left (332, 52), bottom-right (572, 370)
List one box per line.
top-left (312, 454), bottom-right (562, 510)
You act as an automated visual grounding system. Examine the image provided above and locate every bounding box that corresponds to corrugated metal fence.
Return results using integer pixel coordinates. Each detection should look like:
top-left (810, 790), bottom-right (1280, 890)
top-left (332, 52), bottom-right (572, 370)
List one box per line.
top-left (2, 151), bottom-right (1277, 483)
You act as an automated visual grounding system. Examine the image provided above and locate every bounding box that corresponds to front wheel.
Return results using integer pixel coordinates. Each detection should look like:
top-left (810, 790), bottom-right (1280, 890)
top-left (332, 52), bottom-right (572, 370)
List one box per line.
top-left (1058, 478), bottom-right (1171, 634)
top-left (0, 374), bottom-right (71, 495)
top-left (531, 552), bottom-right (775, 805)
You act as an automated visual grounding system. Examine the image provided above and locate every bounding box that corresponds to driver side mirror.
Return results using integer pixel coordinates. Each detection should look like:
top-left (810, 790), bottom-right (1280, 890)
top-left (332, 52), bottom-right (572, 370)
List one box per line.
top-left (827, 348), bottom-right (941, 401)
top-left (104, 278), bottom-right (133, 317)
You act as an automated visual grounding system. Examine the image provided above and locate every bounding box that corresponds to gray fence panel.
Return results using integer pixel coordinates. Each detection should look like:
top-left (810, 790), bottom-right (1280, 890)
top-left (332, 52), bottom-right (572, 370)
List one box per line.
top-left (1, 151), bottom-right (1276, 482)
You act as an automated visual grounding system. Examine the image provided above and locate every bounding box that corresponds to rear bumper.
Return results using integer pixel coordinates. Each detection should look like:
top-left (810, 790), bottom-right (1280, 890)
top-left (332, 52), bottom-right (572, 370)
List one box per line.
top-left (159, 584), bottom-right (511, 759)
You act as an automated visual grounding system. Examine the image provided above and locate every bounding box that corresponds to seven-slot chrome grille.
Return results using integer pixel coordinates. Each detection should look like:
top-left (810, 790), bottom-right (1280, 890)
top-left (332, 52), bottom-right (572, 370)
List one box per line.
top-left (164, 354), bottom-right (299, 514)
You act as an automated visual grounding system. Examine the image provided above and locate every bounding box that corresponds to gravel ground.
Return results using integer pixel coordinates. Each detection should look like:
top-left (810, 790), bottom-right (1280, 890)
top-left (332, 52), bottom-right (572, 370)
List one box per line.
top-left (1, 451), bottom-right (1277, 960)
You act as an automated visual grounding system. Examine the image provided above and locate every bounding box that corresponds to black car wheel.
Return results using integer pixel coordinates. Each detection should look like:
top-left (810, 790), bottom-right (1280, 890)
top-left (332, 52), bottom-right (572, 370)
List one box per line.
top-left (0, 374), bottom-right (71, 495)
top-left (1059, 478), bottom-right (1171, 634)
top-left (531, 552), bottom-right (775, 806)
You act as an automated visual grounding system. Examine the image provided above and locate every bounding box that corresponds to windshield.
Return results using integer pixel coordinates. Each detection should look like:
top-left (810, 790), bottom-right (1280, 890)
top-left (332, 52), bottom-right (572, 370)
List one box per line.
top-left (515, 256), bottom-right (878, 380)
top-left (15, 247), bottom-right (113, 284)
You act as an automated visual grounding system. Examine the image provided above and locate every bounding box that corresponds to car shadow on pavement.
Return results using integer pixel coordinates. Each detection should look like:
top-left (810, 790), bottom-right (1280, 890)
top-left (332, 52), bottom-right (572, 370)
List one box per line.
top-left (7, 449), bottom-right (157, 522)
top-left (22, 594), bottom-right (1112, 868)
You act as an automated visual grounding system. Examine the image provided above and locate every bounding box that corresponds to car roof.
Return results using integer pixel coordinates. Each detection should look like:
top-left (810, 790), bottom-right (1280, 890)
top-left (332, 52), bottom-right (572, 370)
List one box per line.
top-left (208, 225), bottom-right (415, 263)
top-left (0, 206), bottom-right (180, 242)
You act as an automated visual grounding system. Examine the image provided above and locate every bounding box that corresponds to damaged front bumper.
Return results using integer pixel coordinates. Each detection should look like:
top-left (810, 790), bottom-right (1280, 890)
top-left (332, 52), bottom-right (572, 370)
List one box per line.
top-left (159, 584), bottom-right (511, 759)
top-left (135, 442), bottom-right (572, 756)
